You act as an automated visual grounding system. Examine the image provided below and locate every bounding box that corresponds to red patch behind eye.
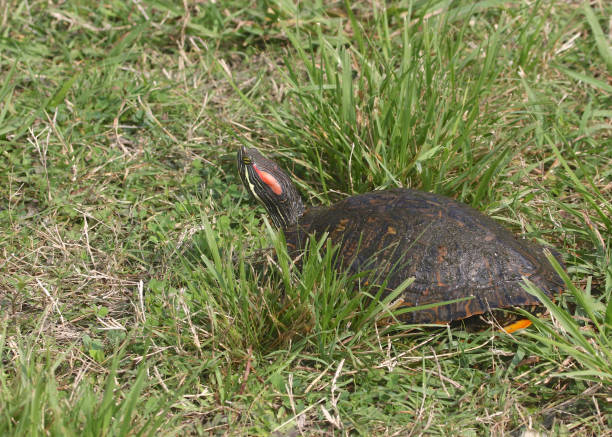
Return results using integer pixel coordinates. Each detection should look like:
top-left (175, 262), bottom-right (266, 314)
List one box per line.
top-left (253, 164), bottom-right (283, 195)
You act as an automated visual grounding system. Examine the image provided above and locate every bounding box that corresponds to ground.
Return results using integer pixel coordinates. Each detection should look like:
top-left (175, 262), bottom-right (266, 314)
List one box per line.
top-left (0, 1), bottom-right (611, 435)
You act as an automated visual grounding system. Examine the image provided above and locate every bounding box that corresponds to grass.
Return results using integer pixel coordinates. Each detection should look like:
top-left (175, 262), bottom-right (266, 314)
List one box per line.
top-left (1, 0), bottom-right (611, 435)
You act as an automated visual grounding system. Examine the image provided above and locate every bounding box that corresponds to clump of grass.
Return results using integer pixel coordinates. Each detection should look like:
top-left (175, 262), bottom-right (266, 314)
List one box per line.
top-left (0, 325), bottom-right (172, 436)
top-left (171, 215), bottom-right (409, 356)
top-left (252, 4), bottom-right (514, 206)
top-left (519, 252), bottom-right (611, 383)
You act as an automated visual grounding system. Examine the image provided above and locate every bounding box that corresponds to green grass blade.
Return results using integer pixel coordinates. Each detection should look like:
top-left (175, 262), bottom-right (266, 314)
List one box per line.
top-left (47, 73), bottom-right (79, 108)
top-left (118, 366), bottom-right (147, 437)
top-left (555, 65), bottom-right (612, 93)
top-left (582, 3), bottom-right (612, 70)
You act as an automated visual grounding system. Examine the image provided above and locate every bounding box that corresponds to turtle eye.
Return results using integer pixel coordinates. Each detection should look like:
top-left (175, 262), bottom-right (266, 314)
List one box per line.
top-left (242, 156), bottom-right (252, 165)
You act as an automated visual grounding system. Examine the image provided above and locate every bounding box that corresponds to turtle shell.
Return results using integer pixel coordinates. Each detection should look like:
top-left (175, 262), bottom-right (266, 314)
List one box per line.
top-left (283, 188), bottom-right (564, 324)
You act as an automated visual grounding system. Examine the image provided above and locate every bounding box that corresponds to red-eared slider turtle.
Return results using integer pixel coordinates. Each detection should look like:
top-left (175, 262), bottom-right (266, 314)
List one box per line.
top-left (237, 146), bottom-right (564, 332)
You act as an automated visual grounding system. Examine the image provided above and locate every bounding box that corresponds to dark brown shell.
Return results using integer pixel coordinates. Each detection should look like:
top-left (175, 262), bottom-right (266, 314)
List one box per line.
top-left (284, 188), bottom-right (564, 324)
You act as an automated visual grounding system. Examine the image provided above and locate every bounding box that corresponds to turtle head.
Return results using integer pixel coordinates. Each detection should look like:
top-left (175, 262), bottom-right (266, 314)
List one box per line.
top-left (237, 146), bottom-right (304, 228)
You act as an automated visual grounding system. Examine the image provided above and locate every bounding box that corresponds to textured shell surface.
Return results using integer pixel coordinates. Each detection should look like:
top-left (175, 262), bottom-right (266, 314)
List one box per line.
top-left (283, 188), bottom-right (564, 324)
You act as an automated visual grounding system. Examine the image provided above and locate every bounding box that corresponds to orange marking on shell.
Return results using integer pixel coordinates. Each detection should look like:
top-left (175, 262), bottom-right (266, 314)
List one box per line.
top-left (334, 218), bottom-right (350, 233)
top-left (435, 271), bottom-right (446, 287)
top-left (503, 319), bottom-right (532, 334)
top-left (437, 246), bottom-right (447, 263)
top-left (253, 164), bottom-right (282, 195)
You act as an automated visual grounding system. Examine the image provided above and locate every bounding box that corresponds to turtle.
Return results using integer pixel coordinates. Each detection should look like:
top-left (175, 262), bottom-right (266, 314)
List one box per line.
top-left (237, 146), bottom-right (564, 332)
